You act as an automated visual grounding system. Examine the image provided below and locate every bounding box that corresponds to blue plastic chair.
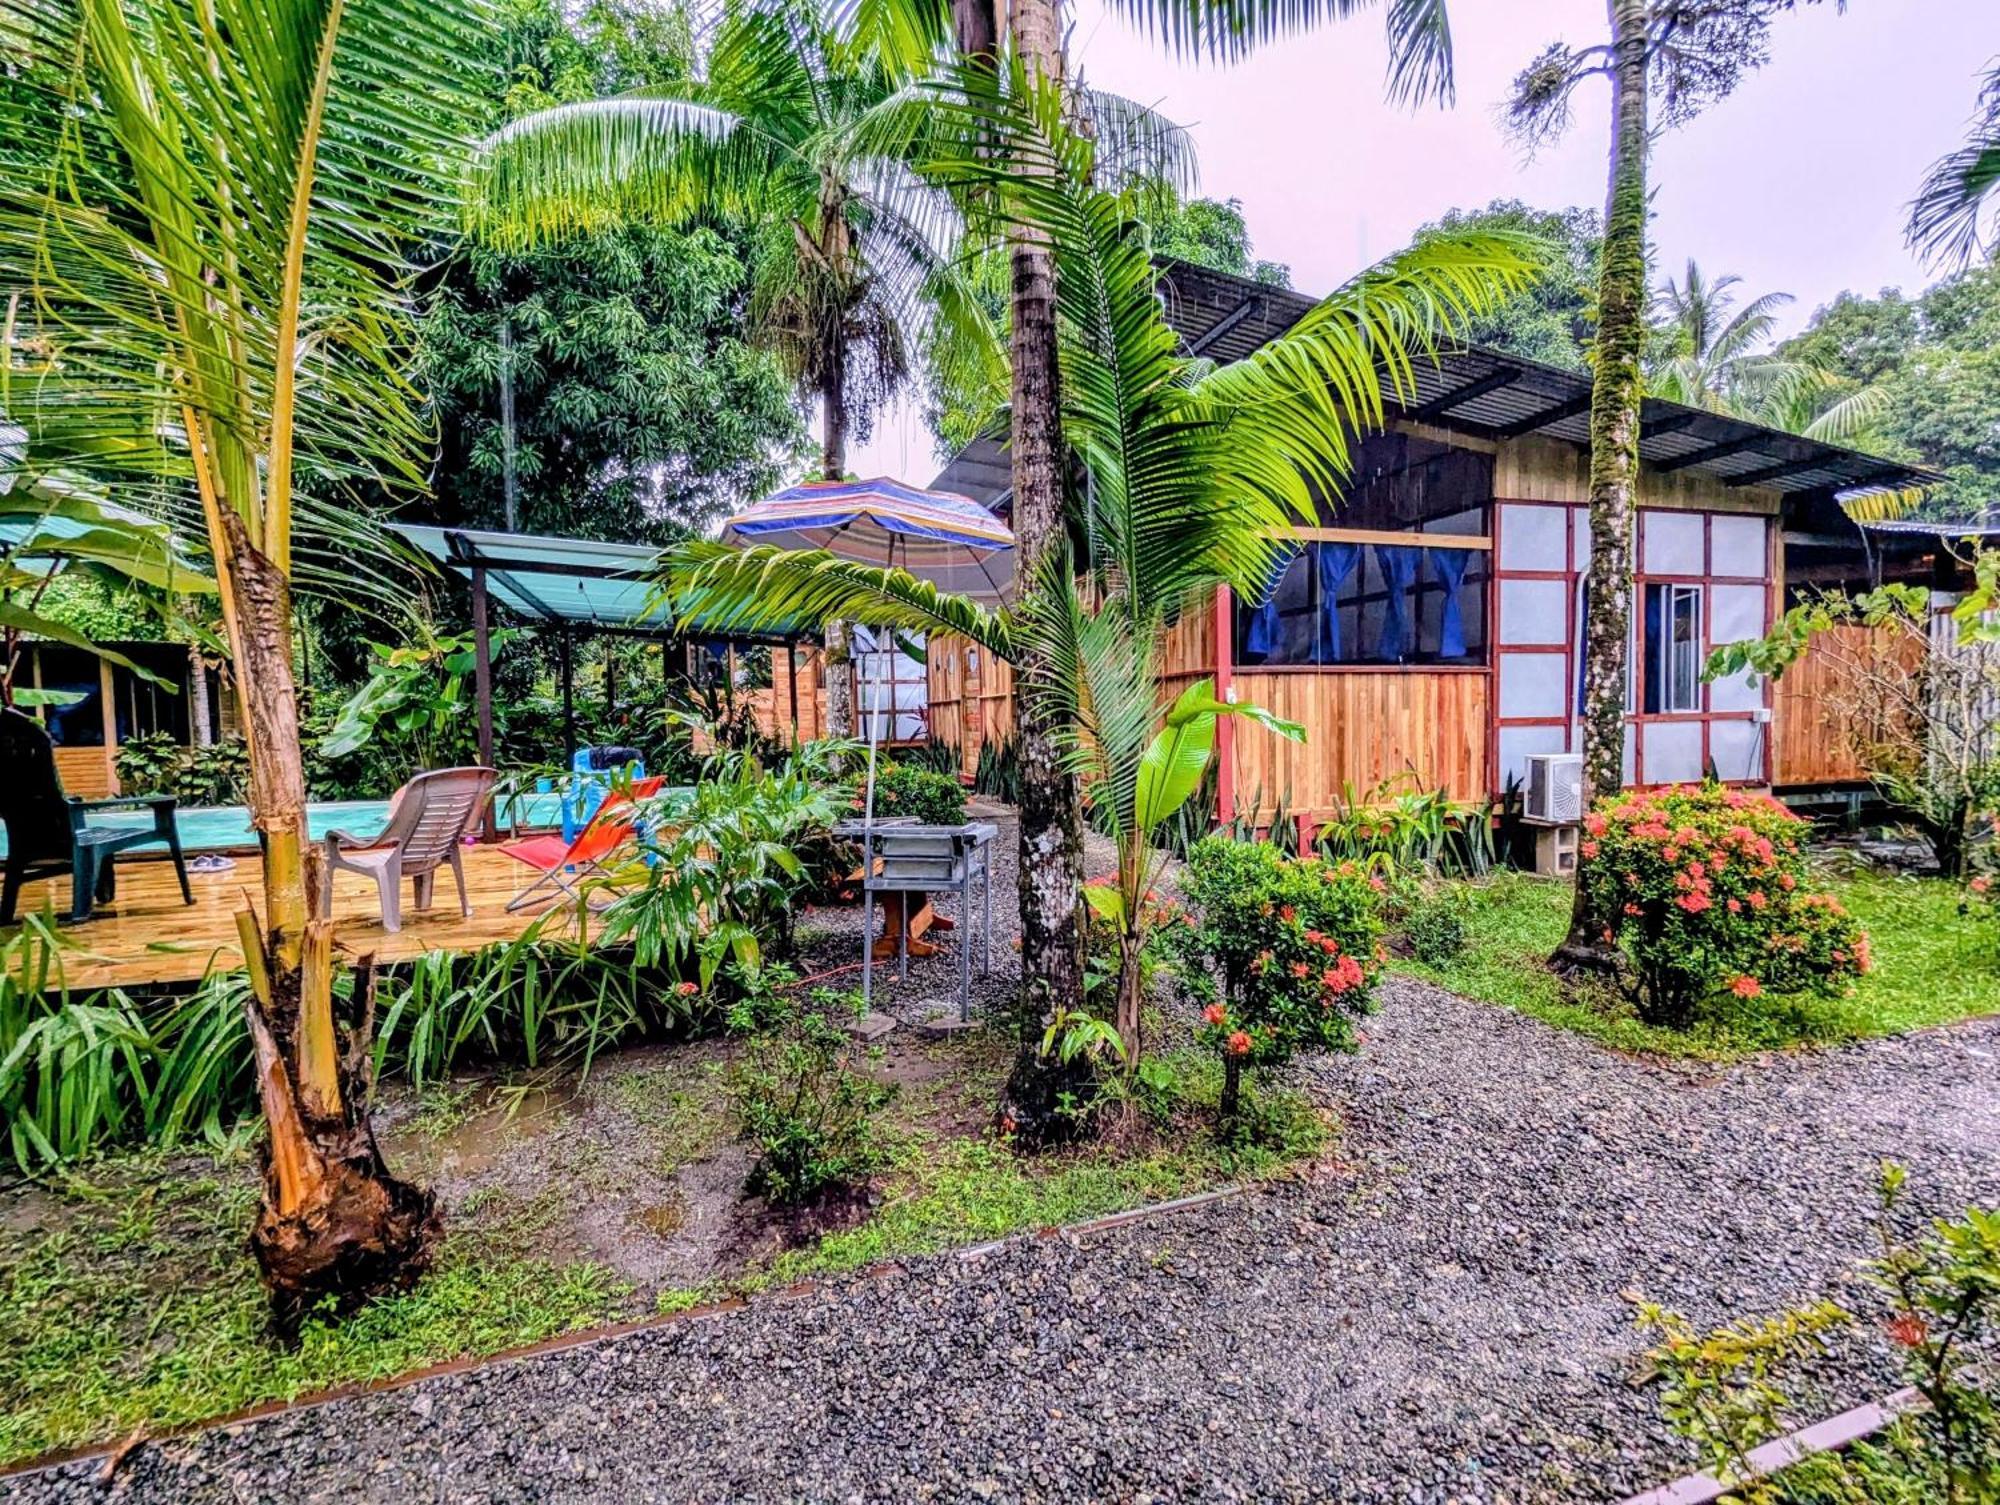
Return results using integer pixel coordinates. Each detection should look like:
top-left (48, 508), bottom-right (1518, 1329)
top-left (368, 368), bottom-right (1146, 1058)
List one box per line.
top-left (562, 746), bottom-right (645, 843)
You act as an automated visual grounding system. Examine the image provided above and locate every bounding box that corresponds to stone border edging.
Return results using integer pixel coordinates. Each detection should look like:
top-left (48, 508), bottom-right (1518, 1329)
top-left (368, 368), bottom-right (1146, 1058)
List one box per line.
top-left (1617, 1383), bottom-right (1928, 1505)
top-left (0, 1182), bottom-right (1247, 1485)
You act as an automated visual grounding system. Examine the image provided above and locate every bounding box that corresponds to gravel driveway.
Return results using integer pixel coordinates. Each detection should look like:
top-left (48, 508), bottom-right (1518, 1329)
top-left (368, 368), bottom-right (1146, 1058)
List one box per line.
top-left (10, 966), bottom-right (1999, 1501)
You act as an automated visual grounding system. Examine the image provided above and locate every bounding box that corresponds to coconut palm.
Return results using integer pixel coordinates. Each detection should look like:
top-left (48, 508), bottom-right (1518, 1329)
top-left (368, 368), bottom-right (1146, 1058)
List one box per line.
top-left (1649, 260), bottom-right (1893, 448)
top-left (838, 0), bottom-right (1464, 1041)
top-left (1, 0), bottom-right (488, 1316)
top-left (1909, 61), bottom-right (2000, 269)
top-left (663, 78), bottom-right (1538, 1086)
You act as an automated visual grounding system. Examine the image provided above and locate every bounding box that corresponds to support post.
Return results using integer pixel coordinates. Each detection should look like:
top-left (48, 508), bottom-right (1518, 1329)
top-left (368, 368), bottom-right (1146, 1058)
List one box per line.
top-left (558, 629), bottom-right (575, 768)
top-left (787, 641), bottom-right (801, 747)
top-left (471, 564), bottom-right (497, 840)
top-left (605, 641), bottom-right (617, 719)
top-left (1213, 584), bottom-right (1235, 829)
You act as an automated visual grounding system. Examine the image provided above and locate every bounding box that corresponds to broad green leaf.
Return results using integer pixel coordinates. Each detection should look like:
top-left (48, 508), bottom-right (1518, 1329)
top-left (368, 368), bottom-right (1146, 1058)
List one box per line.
top-left (1082, 884), bottom-right (1127, 925)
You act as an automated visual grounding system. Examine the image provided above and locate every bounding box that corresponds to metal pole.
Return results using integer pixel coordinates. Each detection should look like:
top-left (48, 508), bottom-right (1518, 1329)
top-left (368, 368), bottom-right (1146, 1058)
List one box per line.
top-left (471, 563), bottom-right (497, 840)
top-left (787, 640), bottom-right (801, 746)
top-left (558, 628), bottom-right (575, 767)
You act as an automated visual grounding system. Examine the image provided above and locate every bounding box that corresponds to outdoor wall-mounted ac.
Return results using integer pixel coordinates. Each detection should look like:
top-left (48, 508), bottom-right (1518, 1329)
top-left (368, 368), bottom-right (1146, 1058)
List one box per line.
top-left (1523, 752), bottom-right (1585, 826)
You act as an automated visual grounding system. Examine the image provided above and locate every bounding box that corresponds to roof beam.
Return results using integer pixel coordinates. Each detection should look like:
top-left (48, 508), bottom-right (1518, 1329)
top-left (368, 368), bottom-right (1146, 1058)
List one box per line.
top-left (1639, 410), bottom-right (1703, 440)
top-left (1495, 393), bottom-right (1592, 439)
top-left (1184, 294), bottom-right (1262, 356)
top-left (1725, 453), bottom-right (1837, 488)
top-left (1653, 433), bottom-right (1769, 473)
top-left (1408, 369), bottom-right (1519, 420)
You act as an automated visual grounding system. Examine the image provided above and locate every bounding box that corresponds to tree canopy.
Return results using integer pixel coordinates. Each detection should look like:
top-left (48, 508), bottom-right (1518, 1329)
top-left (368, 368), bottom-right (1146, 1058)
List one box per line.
top-left (416, 0), bottom-right (806, 542)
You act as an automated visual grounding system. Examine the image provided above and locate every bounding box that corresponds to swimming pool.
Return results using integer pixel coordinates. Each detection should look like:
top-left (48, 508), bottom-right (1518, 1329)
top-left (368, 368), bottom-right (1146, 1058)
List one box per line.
top-left (0, 791), bottom-right (566, 858)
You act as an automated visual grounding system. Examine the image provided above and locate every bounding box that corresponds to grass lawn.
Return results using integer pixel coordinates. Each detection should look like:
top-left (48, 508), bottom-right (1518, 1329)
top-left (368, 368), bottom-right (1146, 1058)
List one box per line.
top-left (1399, 866), bottom-right (1999, 1058)
top-left (0, 1037), bottom-right (1319, 1468)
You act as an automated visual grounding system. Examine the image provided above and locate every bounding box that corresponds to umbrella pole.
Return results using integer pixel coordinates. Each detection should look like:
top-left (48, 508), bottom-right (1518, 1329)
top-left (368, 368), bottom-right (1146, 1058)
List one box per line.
top-left (859, 626), bottom-right (890, 1006)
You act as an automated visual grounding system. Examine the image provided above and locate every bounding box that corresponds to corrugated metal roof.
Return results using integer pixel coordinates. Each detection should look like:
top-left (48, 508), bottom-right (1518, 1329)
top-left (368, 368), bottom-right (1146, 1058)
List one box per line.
top-left (934, 258), bottom-right (1938, 510)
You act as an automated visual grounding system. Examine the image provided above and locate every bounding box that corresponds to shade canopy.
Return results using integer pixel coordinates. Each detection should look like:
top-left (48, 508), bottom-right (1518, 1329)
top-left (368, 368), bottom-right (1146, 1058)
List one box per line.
top-left (392, 523), bottom-right (687, 635)
top-left (722, 477), bottom-right (1013, 605)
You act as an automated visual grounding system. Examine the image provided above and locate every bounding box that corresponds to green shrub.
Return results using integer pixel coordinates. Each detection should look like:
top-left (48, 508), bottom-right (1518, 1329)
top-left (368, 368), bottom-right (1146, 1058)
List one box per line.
top-left (1404, 886), bottom-right (1469, 966)
top-left (726, 990), bottom-right (890, 1204)
top-left (862, 761), bottom-right (966, 826)
top-left (1581, 783), bottom-right (1869, 1027)
top-left (113, 734), bottom-right (250, 806)
top-left (1176, 836), bottom-right (1384, 1123)
top-left (1641, 1164), bottom-right (2000, 1504)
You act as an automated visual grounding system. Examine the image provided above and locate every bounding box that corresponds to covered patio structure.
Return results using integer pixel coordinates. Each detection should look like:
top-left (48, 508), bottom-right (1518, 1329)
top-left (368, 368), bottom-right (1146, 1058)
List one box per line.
top-left (390, 523), bottom-right (821, 783)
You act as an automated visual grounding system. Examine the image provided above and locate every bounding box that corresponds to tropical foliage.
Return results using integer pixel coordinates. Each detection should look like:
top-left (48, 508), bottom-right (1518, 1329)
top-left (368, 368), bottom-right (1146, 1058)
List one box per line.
top-left (3, 0), bottom-right (494, 1315)
top-left (1580, 784), bottom-right (1870, 1028)
top-left (1909, 60), bottom-right (2000, 269)
top-left (665, 74), bottom-right (1538, 1084)
top-left (1174, 836), bottom-right (1384, 1124)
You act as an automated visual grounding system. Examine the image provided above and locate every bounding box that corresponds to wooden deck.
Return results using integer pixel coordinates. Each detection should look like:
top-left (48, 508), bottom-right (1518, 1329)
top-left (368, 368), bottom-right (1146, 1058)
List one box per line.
top-left (5, 845), bottom-right (573, 992)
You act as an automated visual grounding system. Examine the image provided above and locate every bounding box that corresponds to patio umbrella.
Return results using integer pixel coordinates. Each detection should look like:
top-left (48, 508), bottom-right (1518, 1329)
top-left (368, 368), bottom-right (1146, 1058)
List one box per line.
top-left (720, 478), bottom-right (1013, 998)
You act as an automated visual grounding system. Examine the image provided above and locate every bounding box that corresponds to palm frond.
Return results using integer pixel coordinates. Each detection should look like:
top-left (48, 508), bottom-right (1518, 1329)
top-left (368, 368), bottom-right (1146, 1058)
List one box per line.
top-left (662, 539), bottom-right (1015, 656)
top-left (1101, 0), bottom-right (1453, 99)
top-left (1908, 62), bottom-right (2000, 268)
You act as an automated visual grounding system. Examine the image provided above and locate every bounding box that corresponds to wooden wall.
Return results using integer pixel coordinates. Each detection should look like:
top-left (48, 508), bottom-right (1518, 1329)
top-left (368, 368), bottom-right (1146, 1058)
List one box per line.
top-left (760, 646), bottom-right (827, 748)
top-left (1772, 621), bottom-right (1929, 788)
top-left (926, 638), bottom-right (1014, 779)
top-left (1230, 670), bottom-right (1488, 817)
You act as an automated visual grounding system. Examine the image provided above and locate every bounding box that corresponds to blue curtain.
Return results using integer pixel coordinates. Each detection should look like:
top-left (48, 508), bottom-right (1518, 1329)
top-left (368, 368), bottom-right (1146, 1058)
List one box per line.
top-left (1374, 545), bottom-right (1422, 662)
top-left (1642, 583), bottom-right (1663, 714)
top-left (1243, 546), bottom-right (1298, 659)
top-left (1430, 547), bottom-right (1472, 659)
top-left (1313, 542), bottom-right (1361, 663)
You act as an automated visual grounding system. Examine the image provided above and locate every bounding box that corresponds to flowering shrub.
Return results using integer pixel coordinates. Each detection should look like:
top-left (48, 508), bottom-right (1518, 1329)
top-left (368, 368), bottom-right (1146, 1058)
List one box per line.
top-left (1580, 783), bottom-right (1869, 1027)
top-left (1178, 837), bottom-right (1384, 1120)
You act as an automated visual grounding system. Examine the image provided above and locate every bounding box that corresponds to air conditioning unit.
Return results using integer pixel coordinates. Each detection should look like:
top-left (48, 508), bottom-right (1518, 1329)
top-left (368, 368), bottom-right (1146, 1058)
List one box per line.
top-left (1523, 752), bottom-right (1585, 826)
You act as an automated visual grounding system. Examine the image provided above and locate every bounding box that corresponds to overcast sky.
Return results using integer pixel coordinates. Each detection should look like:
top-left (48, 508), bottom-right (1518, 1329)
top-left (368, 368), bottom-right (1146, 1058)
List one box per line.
top-left (851, 0), bottom-right (1995, 484)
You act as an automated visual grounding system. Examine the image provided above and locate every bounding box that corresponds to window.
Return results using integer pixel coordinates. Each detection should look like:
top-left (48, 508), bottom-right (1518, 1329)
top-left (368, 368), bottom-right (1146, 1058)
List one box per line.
top-left (1235, 542), bottom-right (1489, 666)
top-left (1643, 582), bottom-right (1703, 714)
top-left (1231, 429), bottom-right (1492, 668)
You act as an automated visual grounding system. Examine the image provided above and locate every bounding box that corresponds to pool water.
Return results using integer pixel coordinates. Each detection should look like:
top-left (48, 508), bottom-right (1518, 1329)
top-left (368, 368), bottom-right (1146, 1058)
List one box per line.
top-left (0, 791), bottom-right (564, 858)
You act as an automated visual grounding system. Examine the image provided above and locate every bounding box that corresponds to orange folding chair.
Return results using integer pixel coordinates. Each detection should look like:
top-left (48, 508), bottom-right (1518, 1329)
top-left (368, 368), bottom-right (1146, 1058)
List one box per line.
top-left (501, 775), bottom-right (665, 912)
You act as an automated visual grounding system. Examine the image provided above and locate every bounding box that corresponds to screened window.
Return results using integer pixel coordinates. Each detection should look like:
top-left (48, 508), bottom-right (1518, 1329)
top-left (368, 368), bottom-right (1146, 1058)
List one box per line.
top-left (1642, 583), bottom-right (1703, 714)
top-left (1236, 542), bottom-right (1489, 666)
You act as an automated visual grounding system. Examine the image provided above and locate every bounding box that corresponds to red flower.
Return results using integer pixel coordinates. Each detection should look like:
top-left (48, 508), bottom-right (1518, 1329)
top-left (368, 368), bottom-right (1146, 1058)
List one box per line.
top-left (1291, 961), bottom-right (1312, 979)
top-left (1677, 892), bottom-right (1713, 914)
top-left (1777, 872), bottom-right (1797, 892)
top-left (1580, 839), bottom-right (1599, 860)
top-left (1663, 844), bottom-right (1680, 863)
top-left (1623, 902), bottom-right (1642, 917)
top-left (1726, 899), bottom-right (1742, 914)
top-left (1971, 876), bottom-right (1992, 895)
top-left (1728, 975), bottom-right (1761, 999)
top-left (1279, 905), bottom-right (1296, 923)
top-left (1584, 812), bottom-right (1608, 837)
top-left (1886, 1312), bottom-right (1929, 1349)
top-left (1746, 890), bottom-right (1768, 910)
top-left (1687, 860), bottom-right (1706, 880)
top-left (1226, 1030), bottom-right (1253, 1056)
top-left (675, 981), bottom-right (699, 997)
top-left (1202, 1003), bottom-right (1227, 1026)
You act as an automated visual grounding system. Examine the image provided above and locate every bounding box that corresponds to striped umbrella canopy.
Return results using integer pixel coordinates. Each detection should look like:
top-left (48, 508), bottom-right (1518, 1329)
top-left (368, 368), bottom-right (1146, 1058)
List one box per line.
top-left (721, 477), bottom-right (1012, 604)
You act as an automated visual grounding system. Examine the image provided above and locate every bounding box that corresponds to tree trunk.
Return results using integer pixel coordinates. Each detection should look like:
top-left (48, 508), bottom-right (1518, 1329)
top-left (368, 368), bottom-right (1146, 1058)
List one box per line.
top-left (189, 642), bottom-right (213, 747)
top-left (219, 514), bottom-right (438, 1325)
top-left (824, 620), bottom-right (854, 743)
top-left (1004, 0), bottom-right (1085, 1031)
top-left (996, 0), bottom-right (1090, 1142)
top-left (1555, 0), bottom-right (1650, 976)
top-left (820, 341), bottom-right (848, 484)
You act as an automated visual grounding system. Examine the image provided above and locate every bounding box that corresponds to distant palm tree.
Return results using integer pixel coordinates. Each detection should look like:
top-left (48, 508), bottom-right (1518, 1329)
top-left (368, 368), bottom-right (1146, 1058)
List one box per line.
top-left (1649, 260), bottom-right (1892, 446)
top-left (1909, 60), bottom-right (2000, 268)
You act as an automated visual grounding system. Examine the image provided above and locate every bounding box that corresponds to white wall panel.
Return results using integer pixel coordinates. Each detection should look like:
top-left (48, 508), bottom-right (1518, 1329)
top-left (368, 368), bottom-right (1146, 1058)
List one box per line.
top-left (1643, 720), bottom-right (1704, 784)
top-left (1710, 718), bottom-right (1764, 782)
top-left (1710, 514), bottom-right (1766, 577)
top-left (1498, 652), bottom-right (1568, 719)
top-left (1498, 579), bottom-right (1569, 645)
top-left (1498, 503), bottom-right (1566, 571)
top-left (1498, 724), bottom-right (1569, 791)
top-left (1642, 511), bottom-right (1705, 575)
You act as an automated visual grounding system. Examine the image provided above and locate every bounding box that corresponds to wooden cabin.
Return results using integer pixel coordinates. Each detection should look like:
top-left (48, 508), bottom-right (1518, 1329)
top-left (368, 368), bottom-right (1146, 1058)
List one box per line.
top-left (911, 262), bottom-right (1939, 824)
top-left (18, 640), bottom-right (222, 798)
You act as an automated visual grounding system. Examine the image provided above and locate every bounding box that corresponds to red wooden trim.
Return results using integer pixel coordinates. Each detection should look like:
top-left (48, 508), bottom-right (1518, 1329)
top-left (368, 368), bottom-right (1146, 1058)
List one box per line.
top-left (1213, 584), bottom-right (1235, 825)
top-left (1230, 663), bottom-right (1488, 676)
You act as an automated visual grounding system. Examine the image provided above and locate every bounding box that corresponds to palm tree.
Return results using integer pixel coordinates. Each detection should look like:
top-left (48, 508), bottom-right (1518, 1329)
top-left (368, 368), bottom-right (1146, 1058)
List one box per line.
top-left (664, 81), bottom-right (1537, 1084)
top-left (1909, 60), bottom-right (2000, 268)
top-left (3, 0), bottom-right (484, 1317)
top-left (477, 0), bottom-right (1005, 739)
top-left (843, 0), bottom-right (1466, 1040)
top-left (1505, 0), bottom-right (1845, 974)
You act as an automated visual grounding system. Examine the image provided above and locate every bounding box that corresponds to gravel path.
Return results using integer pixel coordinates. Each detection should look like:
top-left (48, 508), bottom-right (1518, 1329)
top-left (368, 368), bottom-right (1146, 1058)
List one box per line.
top-left (11, 951), bottom-right (1999, 1500)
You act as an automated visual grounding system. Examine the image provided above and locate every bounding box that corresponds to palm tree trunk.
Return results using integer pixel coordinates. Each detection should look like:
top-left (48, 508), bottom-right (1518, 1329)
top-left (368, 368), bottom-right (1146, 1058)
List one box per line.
top-left (1002, 0), bottom-right (1087, 1052)
top-left (820, 337), bottom-right (855, 744)
top-left (216, 512), bottom-right (438, 1328)
top-left (1554, 0), bottom-right (1649, 974)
